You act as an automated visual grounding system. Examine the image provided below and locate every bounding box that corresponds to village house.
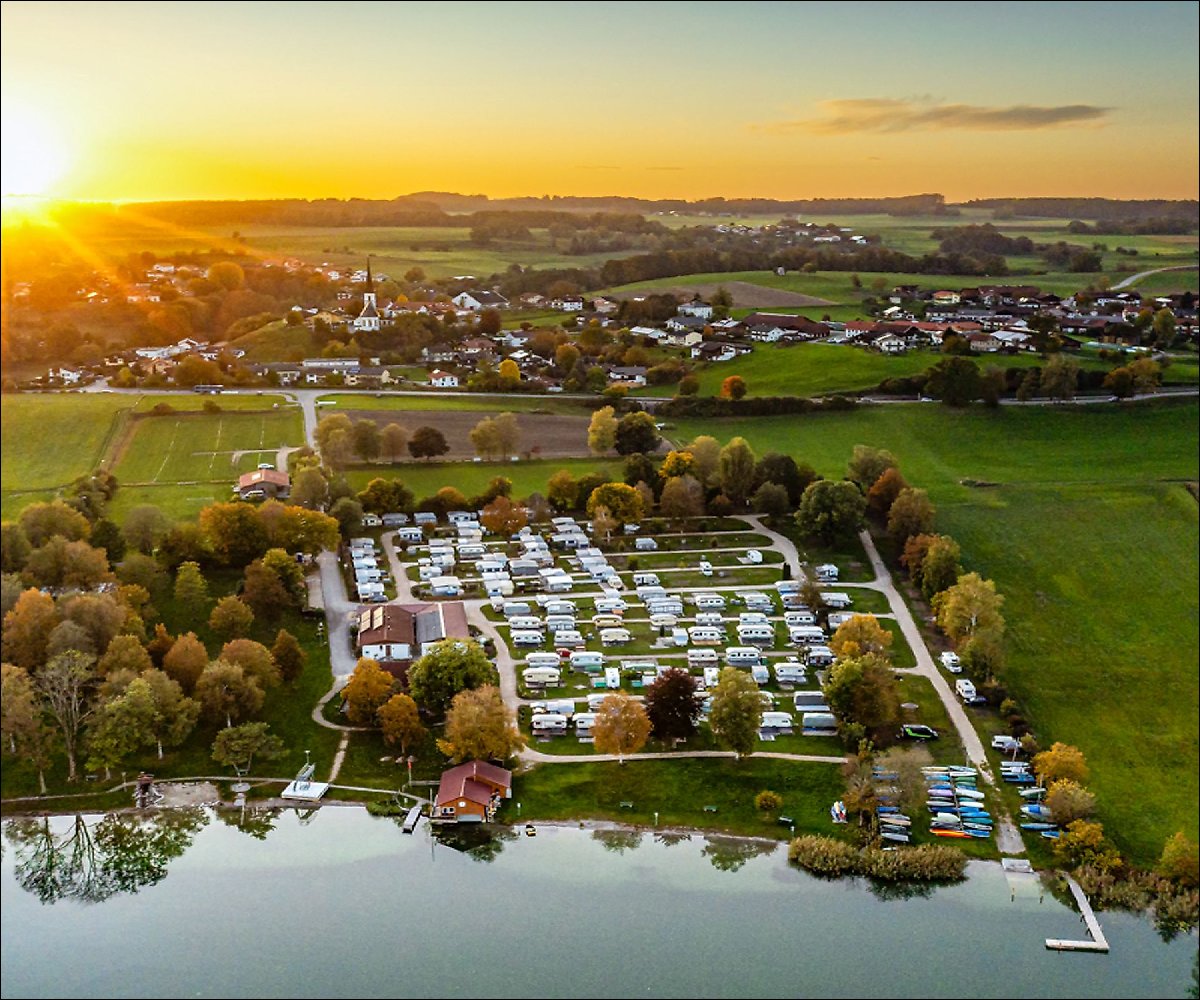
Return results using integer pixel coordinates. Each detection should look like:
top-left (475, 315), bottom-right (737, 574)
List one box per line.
top-left (677, 296), bottom-right (714, 320)
top-left (691, 341), bottom-right (739, 362)
top-left (429, 369), bottom-right (460, 388)
top-left (434, 760), bottom-right (512, 823)
top-left (353, 260), bottom-right (381, 334)
top-left (665, 314), bottom-right (708, 335)
top-left (452, 290), bottom-right (509, 311)
top-left (550, 295), bottom-right (585, 311)
top-left (966, 332), bottom-right (1002, 353)
top-left (608, 365), bottom-right (647, 386)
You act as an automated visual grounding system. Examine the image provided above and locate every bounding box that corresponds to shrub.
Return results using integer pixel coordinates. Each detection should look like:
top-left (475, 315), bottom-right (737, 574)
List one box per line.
top-left (755, 790), bottom-right (783, 812)
top-left (787, 836), bottom-right (966, 883)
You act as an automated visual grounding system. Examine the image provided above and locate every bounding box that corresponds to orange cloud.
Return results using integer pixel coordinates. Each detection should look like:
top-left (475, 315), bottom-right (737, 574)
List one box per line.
top-left (759, 97), bottom-right (1113, 134)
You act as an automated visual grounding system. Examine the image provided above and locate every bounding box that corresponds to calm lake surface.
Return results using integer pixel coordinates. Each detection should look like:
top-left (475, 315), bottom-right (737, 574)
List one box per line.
top-left (1, 806), bottom-right (1195, 999)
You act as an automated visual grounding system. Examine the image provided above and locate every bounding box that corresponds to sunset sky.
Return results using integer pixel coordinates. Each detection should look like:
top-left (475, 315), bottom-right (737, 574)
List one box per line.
top-left (2, 0), bottom-right (1197, 203)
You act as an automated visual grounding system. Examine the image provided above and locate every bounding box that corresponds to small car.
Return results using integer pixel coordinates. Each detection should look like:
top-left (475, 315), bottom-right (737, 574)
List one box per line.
top-left (899, 724), bottom-right (939, 741)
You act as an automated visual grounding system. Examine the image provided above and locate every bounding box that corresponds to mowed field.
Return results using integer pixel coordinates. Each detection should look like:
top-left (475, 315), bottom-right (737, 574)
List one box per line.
top-left (342, 409), bottom-right (592, 460)
top-left (671, 401), bottom-right (1199, 863)
top-left (110, 410), bottom-right (303, 484)
top-left (344, 456), bottom-right (622, 501)
top-left (316, 393), bottom-right (589, 415)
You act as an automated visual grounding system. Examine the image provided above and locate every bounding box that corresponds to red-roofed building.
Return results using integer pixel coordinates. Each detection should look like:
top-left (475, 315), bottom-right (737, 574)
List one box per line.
top-left (434, 760), bottom-right (512, 823)
top-left (236, 468), bottom-right (290, 500)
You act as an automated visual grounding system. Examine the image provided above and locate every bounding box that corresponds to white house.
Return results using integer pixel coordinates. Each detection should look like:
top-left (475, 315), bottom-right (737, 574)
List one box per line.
top-left (353, 260), bottom-right (381, 333)
top-left (550, 295), bottom-right (585, 312)
top-left (452, 290), bottom-right (509, 311)
top-left (429, 370), bottom-right (460, 388)
top-left (875, 333), bottom-right (908, 354)
top-left (678, 297), bottom-right (714, 320)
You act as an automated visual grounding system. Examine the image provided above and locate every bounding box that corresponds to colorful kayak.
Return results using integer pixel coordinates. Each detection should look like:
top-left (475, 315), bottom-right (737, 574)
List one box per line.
top-left (1021, 822), bottom-right (1058, 831)
top-left (933, 829), bottom-right (971, 839)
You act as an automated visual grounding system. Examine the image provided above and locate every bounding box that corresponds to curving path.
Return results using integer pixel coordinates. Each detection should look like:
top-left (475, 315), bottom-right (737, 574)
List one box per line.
top-left (1111, 263), bottom-right (1197, 290)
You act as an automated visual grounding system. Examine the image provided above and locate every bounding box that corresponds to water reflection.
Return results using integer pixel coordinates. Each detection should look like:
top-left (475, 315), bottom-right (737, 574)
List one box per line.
top-left (591, 828), bottom-right (643, 854)
top-left (5, 808), bottom-right (208, 905)
top-left (700, 835), bottom-right (776, 873)
top-left (430, 823), bottom-right (518, 863)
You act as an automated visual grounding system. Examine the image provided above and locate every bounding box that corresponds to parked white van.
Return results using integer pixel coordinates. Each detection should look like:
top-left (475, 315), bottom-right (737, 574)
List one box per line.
top-left (725, 646), bottom-right (762, 666)
top-left (525, 652), bottom-right (561, 669)
top-left (600, 628), bottom-right (633, 646)
top-left (570, 651), bottom-right (604, 673)
top-left (698, 561), bottom-right (713, 577)
top-left (511, 630), bottom-right (545, 647)
top-left (688, 626), bottom-right (724, 645)
top-left (689, 648), bottom-right (720, 669)
top-left (531, 714), bottom-right (568, 733)
top-left (523, 667), bottom-right (562, 687)
top-left (955, 678), bottom-right (977, 702)
top-left (940, 651), bottom-right (962, 674)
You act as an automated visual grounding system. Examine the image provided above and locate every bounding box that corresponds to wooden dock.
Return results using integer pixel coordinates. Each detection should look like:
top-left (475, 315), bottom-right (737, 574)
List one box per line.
top-left (1045, 873), bottom-right (1109, 953)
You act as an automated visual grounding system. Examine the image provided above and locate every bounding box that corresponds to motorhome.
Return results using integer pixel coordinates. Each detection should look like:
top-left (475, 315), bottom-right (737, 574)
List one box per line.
top-left (531, 714), bottom-right (568, 733)
top-left (688, 626), bottom-right (723, 645)
top-left (511, 630), bottom-right (545, 647)
top-left (522, 667), bottom-right (562, 687)
top-left (694, 593), bottom-right (726, 610)
top-left (702, 665), bottom-right (721, 688)
top-left (761, 711), bottom-right (794, 729)
top-left (725, 646), bottom-right (762, 666)
top-left (689, 648), bottom-right (720, 669)
top-left (737, 624), bottom-right (775, 645)
top-left (604, 666), bottom-right (621, 689)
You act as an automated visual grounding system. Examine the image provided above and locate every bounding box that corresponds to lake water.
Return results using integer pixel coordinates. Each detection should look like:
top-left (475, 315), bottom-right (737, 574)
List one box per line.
top-left (1, 806), bottom-right (1195, 999)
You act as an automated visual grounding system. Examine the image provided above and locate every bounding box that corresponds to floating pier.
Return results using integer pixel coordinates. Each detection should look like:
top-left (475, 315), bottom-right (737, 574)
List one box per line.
top-left (1045, 873), bottom-right (1110, 953)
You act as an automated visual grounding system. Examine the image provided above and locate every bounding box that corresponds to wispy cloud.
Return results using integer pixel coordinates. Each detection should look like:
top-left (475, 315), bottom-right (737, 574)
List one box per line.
top-left (757, 97), bottom-right (1113, 135)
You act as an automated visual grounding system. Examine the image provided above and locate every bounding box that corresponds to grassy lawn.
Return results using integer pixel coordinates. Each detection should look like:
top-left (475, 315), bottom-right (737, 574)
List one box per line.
top-left (675, 400), bottom-right (1199, 865)
top-left (343, 457), bottom-right (620, 500)
top-left (649, 343), bottom-right (1121, 400)
top-left (1, 394), bottom-right (133, 490)
top-left (509, 757), bottom-right (846, 840)
top-left (316, 393), bottom-right (591, 415)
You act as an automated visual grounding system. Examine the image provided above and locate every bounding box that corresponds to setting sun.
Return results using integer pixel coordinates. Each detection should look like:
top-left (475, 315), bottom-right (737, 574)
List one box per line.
top-left (1, 103), bottom-right (67, 197)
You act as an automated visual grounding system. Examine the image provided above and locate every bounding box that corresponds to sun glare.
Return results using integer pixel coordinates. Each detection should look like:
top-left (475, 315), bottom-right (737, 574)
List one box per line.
top-left (1, 104), bottom-right (68, 197)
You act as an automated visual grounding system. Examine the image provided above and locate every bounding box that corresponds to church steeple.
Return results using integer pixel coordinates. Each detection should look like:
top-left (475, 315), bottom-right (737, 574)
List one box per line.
top-left (365, 256), bottom-right (374, 294)
top-left (355, 256), bottom-right (381, 332)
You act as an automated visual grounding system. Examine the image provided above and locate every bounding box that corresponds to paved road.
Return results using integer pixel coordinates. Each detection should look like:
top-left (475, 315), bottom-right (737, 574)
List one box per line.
top-left (1111, 263), bottom-right (1198, 290)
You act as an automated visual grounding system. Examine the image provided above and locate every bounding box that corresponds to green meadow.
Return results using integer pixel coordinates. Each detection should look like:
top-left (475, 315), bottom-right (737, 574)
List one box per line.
top-left (673, 400), bottom-right (1199, 864)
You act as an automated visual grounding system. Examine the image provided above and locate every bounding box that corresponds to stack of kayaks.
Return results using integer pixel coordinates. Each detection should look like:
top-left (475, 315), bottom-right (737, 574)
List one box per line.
top-left (922, 766), bottom-right (993, 840)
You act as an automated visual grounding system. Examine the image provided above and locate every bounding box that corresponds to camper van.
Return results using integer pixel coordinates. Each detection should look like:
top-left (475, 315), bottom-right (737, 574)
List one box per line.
top-left (789, 625), bottom-right (826, 646)
top-left (689, 648), bottom-right (720, 669)
top-left (522, 666), bottom-right (562, 687)
top-left (553, 630), bottom-right (584, 648)
top-left (531, 714), bottom-right (568, 734)
top-left (604, 666), bottom-right (621, 690)
top-left (737, 624), bottom-right (775, 645)
top-left (590, 614), bottom-right (623, 631)
top-left (698, 561), bottom-right (713, 577)
top-left (725, 646), bottom-right (762, 666)
top-left (751, 664), bottom-right (771, 685)
top-left (702, 665), bottom-right (721, 688)
top-left (774, 662), bottom-right (807, 685)
top-left (525, 652), bottom-right (561, 669)
top-left (955, 678), bottom-right (978, 702)
top-left (940, 651), bottom-right (962, 674)
top-left (511, 630), bottom-right (546, 647)
top-left (741, 592), bottom-right (773, 611)
top-left (801, 712), bottom-right (838, 734)
top-left (744, 549), bottom-right (764, 564)
top-left (688, 626), bottom-right (724, 646)
top-left (761, 711), bottom-right (794, 729)
top-left (814, 563), bottom-right (839, 582)
top-left (570, 651), bottom-right (605, 673)
top-left (806, 645), bottom-right (834, 667)
top-left (600, 628), bottom-right (633, 646)
top-left (636, 585), bottom-right (667, 603)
